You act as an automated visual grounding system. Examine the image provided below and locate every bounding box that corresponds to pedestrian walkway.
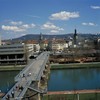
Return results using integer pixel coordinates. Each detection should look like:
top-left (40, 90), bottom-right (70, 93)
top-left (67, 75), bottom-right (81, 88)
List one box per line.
top-left (2, 52), bottom-right (49, 100)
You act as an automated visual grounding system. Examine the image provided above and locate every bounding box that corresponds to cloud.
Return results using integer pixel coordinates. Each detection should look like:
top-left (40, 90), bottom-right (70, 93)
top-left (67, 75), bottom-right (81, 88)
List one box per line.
top-left (27, 15), bottom-right (40, 18)
top-left (49, 11), bottom-right (80, 20)
top-left (82, 22), bottom-right (97, 26)
top-left (10, 21), bottom-right (23, 25)
top-left (91, 6), bottom-right (100, 9)
top-left (41, 22), bottom-right (64, 31)
top-left (2, 20), bottom-right (36, 32)
top-left (22, 24), bottom-right (30, 28)
top-left (22, 24), bottom-right (35, 29)
top-left (31, 24), bottom-right (36, 27)
top-left (2, 25), bottom-right (25, 32)
top-left (50, 30), bottom-right (59, 33)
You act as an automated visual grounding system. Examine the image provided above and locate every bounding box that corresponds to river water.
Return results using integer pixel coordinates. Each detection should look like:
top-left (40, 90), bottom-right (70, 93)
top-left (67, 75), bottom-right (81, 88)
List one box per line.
top-left (0, 68), bottom-right (100, 93)
top-left (48, 68), bottom-right (100, 91)
top-left (0, 71), bottom-right (19, 93)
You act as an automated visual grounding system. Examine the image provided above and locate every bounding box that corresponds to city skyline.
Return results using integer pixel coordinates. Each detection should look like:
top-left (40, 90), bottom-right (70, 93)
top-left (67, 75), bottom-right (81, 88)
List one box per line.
top-left (0, 0), bottom-right (100, 39)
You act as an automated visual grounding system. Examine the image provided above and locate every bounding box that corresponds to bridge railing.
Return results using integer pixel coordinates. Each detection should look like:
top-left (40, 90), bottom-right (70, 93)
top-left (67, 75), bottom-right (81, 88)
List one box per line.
top-left (15, 52), bottom-right (45, 82)
top-left (15, 80), bottom-right (32, 100)
top-left (36, 53), bottom-right (49, 81)
top-left (2, 81), bottom-right (19, 100)
top-left (14, 59), bottom-right (36, 81)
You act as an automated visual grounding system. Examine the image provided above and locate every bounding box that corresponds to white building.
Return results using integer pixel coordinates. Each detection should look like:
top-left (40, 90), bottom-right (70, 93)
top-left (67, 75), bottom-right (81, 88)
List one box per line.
top-left (24, 40), bottom-right (40, 53)
top-left (51, 39), bottom-right (68, 51)
top-left (33, 43), bottom-right (40, 53)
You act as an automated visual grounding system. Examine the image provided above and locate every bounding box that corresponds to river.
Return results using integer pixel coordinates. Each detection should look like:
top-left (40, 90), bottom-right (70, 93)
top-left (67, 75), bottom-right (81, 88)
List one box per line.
top-left (0, 71), bottom-right (19, 93)
top-left (48, 68), bottom-right (100, 91)
top-left (0, 67), bottom-right (100, 93)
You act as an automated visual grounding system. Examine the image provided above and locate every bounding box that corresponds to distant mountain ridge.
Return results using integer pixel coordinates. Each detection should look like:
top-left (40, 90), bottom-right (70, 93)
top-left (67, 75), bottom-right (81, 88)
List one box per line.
top-left (12, 33), bottom-right (100, 41)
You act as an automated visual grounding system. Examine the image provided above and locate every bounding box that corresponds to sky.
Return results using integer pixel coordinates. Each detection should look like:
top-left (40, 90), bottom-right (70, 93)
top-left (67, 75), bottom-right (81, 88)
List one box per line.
top-left (0, 0), bottom-right (100, 39)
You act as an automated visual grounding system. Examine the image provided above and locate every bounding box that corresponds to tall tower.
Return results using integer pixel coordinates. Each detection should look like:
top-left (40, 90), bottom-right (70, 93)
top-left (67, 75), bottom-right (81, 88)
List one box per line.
top-left (39, 32), bottom-right (44, 51)
top-left (0, 33), bottom-right (1, 46)
top-left (39, 32), bottom-right (43, 41)
top-left (73, 29), bottom-right (78, 45)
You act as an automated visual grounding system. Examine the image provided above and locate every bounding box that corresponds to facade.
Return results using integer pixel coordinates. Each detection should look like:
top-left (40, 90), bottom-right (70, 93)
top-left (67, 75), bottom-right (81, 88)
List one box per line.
top-left (43, 39), bottom-right (48, 50)
top-left (25, 43), bottom-right (34, 57)
top-left (51, 39), bottom-right (68, 51)
top-left (33, 43), bottom-right (40, 53)
top-left (24, 40), bottom-right (40, 53)
top-left (0, 43), bottom-right (33, 65)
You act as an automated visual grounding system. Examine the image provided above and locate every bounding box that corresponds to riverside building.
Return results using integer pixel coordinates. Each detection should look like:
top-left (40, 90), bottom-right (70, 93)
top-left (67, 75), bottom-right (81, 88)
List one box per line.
top-left (0, 43), bottom-right (34, 65)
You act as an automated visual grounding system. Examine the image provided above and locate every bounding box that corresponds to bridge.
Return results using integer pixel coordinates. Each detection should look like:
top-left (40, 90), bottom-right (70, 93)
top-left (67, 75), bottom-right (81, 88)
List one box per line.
top-left (2, 52), bottom-right (50, 100)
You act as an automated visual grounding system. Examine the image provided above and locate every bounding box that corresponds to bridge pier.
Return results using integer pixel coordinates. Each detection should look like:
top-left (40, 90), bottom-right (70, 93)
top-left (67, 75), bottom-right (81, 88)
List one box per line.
top-left (45, 63), bottom-right (50, 73)
top-left (37, 81), bottom-right (41, 100)
top-left (22, 62), bottom-right (50, 100)
top-left (22, 81), bottom-right (39, 100)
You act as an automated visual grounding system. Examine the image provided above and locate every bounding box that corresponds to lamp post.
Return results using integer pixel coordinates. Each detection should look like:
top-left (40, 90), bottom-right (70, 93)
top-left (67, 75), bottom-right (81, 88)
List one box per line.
top-left (77, 93), bottom-right (79, 100)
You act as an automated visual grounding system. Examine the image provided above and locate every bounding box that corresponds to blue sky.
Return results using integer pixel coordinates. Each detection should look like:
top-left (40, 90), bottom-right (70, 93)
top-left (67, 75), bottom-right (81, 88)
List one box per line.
top-left (0, 0), bottom-right (100, 39)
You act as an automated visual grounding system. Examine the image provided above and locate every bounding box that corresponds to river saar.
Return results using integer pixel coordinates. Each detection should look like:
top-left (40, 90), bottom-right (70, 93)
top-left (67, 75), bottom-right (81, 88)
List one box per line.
top-left (0, 71), bottom-right (19, 93)
top-left (0, 68), bottom-right (100, 93)
top-left (48, 68), bottom-right (100, 91)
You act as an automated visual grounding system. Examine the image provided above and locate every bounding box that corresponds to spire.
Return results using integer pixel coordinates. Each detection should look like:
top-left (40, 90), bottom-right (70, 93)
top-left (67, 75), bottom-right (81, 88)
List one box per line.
top-left (40, 32), bottom-right (43, 41)
top-left (73, 29), bottom-right (78, 45)
top-left (0, 33), bottom-right (1, 46)
top-left (75, 29), bottom-right (77, 35)
top-left (39, 32), bottom-right (44, 51)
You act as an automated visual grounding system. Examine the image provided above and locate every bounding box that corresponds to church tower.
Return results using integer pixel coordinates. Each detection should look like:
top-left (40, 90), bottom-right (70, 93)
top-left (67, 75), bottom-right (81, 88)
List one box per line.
top-left (0, 33), bottom-right (1, 46)
top-left (73, 29), bottom-right (78, 45)
top-left (39, 32), bottom-right (44, 51)
top-left (39, 32), bottom-right (43, 41)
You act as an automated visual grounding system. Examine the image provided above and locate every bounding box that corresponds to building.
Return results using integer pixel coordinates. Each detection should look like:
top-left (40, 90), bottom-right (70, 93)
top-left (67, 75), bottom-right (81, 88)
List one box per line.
top-left (0, 43), bottom-right (33, 65)
top-left (42, 39), bottom-right (48, 50)
top-left (24, 40), bottom-right (40, 53)
top-left (51, 39), bottom-right (68, 51)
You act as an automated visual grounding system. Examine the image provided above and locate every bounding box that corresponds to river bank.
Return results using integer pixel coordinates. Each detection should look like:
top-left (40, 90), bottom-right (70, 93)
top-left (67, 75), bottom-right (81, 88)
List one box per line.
top-left (0, 65), bottom-right (25, 71)
top-left (50, 62), bottom-right (100, 69)
top-left (45, 63), bottom-right (100, 100)
top-left (0, 62), bottom-right (100, 71)
top-left (43, 91), bottom-right (100, 100)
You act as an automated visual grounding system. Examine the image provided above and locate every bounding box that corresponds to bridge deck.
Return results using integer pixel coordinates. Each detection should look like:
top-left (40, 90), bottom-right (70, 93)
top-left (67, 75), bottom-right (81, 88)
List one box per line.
top-left (2, 52), bottom-right (49, 100)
